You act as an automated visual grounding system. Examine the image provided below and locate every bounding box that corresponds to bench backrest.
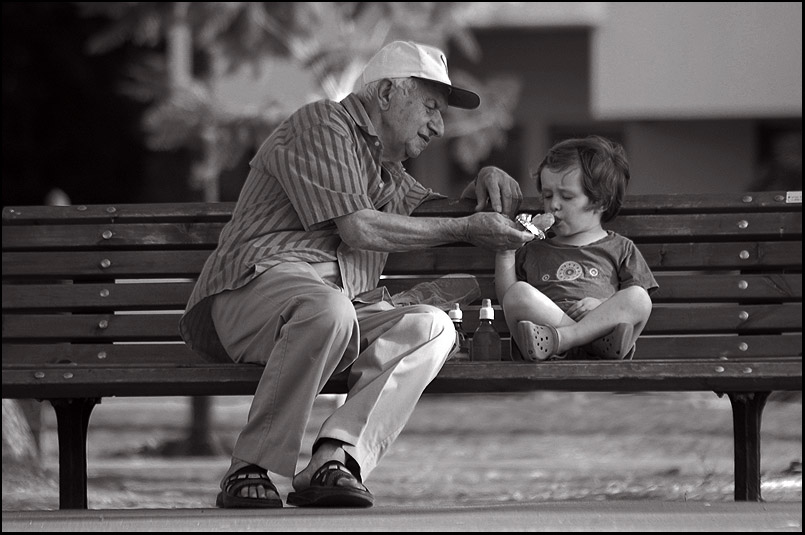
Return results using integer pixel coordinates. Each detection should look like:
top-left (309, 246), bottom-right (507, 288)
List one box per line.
top-left (3, 191), bottom-right (802, 396)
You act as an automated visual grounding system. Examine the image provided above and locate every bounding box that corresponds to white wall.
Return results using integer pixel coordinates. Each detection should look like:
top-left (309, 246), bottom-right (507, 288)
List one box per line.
top-left (592, 2), bottom-right (802, 119)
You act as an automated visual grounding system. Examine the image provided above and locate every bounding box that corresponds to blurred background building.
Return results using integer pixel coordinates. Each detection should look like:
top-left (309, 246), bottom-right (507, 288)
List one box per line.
top-left (420, 2), bottom-right (802, 197)
top-left (3, 2), bottom-right (801, 205)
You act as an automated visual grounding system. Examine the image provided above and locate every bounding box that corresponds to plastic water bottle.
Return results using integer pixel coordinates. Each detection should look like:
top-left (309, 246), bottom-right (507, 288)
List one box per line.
top-left (471, 299), bottom-right (501, 361)
top-left (448, 303), bottom-right (470, 361)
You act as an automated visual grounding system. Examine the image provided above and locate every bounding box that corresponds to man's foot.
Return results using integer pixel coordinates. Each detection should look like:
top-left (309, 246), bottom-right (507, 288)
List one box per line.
top-left (215, 464), bottom-right (283, 508)
top-left (517, 321), bottom-right (561, 361)
top-left (287, 460), bottom-right (374, 507)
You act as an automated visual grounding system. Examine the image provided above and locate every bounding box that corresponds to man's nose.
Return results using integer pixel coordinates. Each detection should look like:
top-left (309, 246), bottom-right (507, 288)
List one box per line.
top-left (429, 112), bottom-right (444, 138)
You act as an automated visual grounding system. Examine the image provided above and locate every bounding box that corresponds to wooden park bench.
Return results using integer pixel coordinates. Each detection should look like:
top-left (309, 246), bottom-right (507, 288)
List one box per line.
top-left (2, 190), bottom-right (802, 509)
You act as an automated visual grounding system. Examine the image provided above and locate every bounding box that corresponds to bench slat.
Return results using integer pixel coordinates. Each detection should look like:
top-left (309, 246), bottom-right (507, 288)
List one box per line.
top-left (1, 359), bottom-right (800, 399)
top-left (608, 212), bottom-right (802, 241)
top-left (4, 334), bottom-right (800, 369)
top-left (4, 273), bottom-right (800, 312)
top-left (2, 251), bottom-right (211, 279)
top-left (2, 282), bottom-right (196, 311)
top-left (3, 212), bottom-right (800, 251)
top-left (385, 242), bottom-right (802, 273)
top-left (382, 273), bottom-right (803, 304)
top-left (2, 192), bottom-right (797, 225)
top-left (2, 223), bottom-right (224, 251)
top-left (3, 241), bottom-right (800, 280)
top-left (3, 203), bottom-right (237, 224)
top-left (3, 303), bottom-right (800, 342)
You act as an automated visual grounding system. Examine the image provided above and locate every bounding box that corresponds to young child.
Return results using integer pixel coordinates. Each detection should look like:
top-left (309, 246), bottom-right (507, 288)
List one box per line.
top-left (496, 136), bottom-right (658, 361)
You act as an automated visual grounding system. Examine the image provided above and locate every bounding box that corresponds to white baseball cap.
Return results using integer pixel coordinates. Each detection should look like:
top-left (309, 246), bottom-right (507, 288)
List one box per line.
top-left (360, 41), bottom-right (480, 110)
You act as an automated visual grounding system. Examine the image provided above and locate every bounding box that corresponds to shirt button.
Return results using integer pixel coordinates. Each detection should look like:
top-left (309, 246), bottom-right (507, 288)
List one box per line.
top-left (374, 141), bottom-right (380, 146)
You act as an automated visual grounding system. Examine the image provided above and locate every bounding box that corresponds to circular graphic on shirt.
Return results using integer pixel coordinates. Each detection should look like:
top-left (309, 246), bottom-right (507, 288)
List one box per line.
top-left (556, 261), bottom-right (583, 281)
top-left (589, 268), bottom-right (599, 277)
top-left (541, 274), bottom-right (550, 282)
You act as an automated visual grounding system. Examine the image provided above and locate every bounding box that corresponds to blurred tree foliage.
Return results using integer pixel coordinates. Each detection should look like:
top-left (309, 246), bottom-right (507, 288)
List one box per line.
top-left (75, 2), bottom-right (521, 199)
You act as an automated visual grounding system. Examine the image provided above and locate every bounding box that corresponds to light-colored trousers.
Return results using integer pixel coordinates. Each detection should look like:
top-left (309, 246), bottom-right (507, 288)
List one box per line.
top-left (210, 262), bottom-right (455, 482)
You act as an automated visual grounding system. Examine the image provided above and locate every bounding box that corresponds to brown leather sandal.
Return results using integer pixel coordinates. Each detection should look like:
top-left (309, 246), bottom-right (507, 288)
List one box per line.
top-left (215, 464), bottom-right (283, 508)
top-left (286, 461), bottom-right (374, 508)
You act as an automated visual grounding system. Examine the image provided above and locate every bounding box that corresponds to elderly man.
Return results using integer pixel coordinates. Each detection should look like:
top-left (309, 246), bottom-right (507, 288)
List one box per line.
top-left (180, 40), bottom-right (534, 508)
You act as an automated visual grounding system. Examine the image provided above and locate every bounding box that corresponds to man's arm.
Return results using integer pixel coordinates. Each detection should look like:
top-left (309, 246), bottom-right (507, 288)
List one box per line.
top-left (334, 209), bottom-right (534, 253)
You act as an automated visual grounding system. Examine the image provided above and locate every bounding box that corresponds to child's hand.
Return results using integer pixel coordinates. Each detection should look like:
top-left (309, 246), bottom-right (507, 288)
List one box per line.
top-left (565, 297), bottom-right (602, 321)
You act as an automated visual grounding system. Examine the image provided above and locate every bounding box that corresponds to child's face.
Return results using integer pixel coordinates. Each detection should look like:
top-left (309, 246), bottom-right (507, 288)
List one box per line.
top-left (540, 166), bottom-right (604, 239)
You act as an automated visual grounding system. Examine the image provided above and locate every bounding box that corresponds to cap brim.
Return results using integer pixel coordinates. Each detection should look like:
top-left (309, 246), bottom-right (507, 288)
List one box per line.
top-left (413, 77), bottom-right (480, 110)
top-left (448, 87), bottom-right (481, 110)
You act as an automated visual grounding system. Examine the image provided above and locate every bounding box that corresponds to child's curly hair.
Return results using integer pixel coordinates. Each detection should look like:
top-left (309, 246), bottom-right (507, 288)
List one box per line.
top-left (533, 135), bottom-right (630, 223)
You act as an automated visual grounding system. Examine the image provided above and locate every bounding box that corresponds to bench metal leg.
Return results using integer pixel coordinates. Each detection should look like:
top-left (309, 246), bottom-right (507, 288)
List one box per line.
top-left (50, 398), bottom-right (99, 509)
top-left (727, 391), bottom-right (770, 502)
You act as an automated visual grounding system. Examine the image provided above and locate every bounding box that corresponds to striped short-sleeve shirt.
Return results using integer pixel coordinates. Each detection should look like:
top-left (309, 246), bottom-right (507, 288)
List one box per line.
top-left (179, 94), bottom-right (441, 362)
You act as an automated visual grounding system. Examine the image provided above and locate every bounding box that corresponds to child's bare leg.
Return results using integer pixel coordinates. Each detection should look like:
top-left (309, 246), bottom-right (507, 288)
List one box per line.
top-left (556, 286), bottom-right (652, 351)
top-left (502, 281), bottom-right (572, 332)
top-left (502, 281), bottom-right (573, 359)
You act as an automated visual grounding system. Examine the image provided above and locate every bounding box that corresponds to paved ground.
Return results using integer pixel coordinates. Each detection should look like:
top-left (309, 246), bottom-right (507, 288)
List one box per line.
top-left (3, 502), bottom-right (802, 532)
top-left (3, 391), bottom-right (801, 531)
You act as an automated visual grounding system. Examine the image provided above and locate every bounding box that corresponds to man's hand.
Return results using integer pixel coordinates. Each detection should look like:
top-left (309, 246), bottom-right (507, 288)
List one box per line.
top-left (464, 212), bottom-right (535, 251)
top-left (462, 166), bottom-right (523, 218)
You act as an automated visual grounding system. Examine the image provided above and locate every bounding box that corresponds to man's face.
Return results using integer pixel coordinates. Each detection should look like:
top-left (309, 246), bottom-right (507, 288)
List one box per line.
top-left (381, 79), bottom-right (448, 161)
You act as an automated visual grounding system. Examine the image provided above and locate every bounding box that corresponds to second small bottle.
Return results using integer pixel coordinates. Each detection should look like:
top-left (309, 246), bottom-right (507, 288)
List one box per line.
top-left (470, 299), bottom-right (501, 361)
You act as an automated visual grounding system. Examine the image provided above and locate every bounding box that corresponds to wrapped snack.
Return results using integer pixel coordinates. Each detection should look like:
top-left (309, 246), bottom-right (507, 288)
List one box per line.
top-left (516, 212), bottom-right (555, 240)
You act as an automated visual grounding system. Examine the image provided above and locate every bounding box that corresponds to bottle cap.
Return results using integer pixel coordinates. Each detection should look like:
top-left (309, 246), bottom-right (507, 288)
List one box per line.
top-left (448, 303), bottom-right (462, 321)
top-left (480, 299), bottom-right (494, 320)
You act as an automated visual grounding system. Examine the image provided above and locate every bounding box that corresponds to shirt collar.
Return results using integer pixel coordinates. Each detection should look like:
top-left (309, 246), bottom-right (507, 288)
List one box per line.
top-left (341, 93), bottom-right (377, 138)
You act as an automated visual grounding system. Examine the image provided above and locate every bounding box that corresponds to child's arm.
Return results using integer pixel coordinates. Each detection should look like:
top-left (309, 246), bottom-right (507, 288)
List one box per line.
top-left (495, 250), bottom-right (518, 304)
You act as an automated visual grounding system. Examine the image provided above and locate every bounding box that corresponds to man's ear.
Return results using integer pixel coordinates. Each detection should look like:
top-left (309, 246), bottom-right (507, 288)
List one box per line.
top-left (376, 79), bottom-right (393, 110)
